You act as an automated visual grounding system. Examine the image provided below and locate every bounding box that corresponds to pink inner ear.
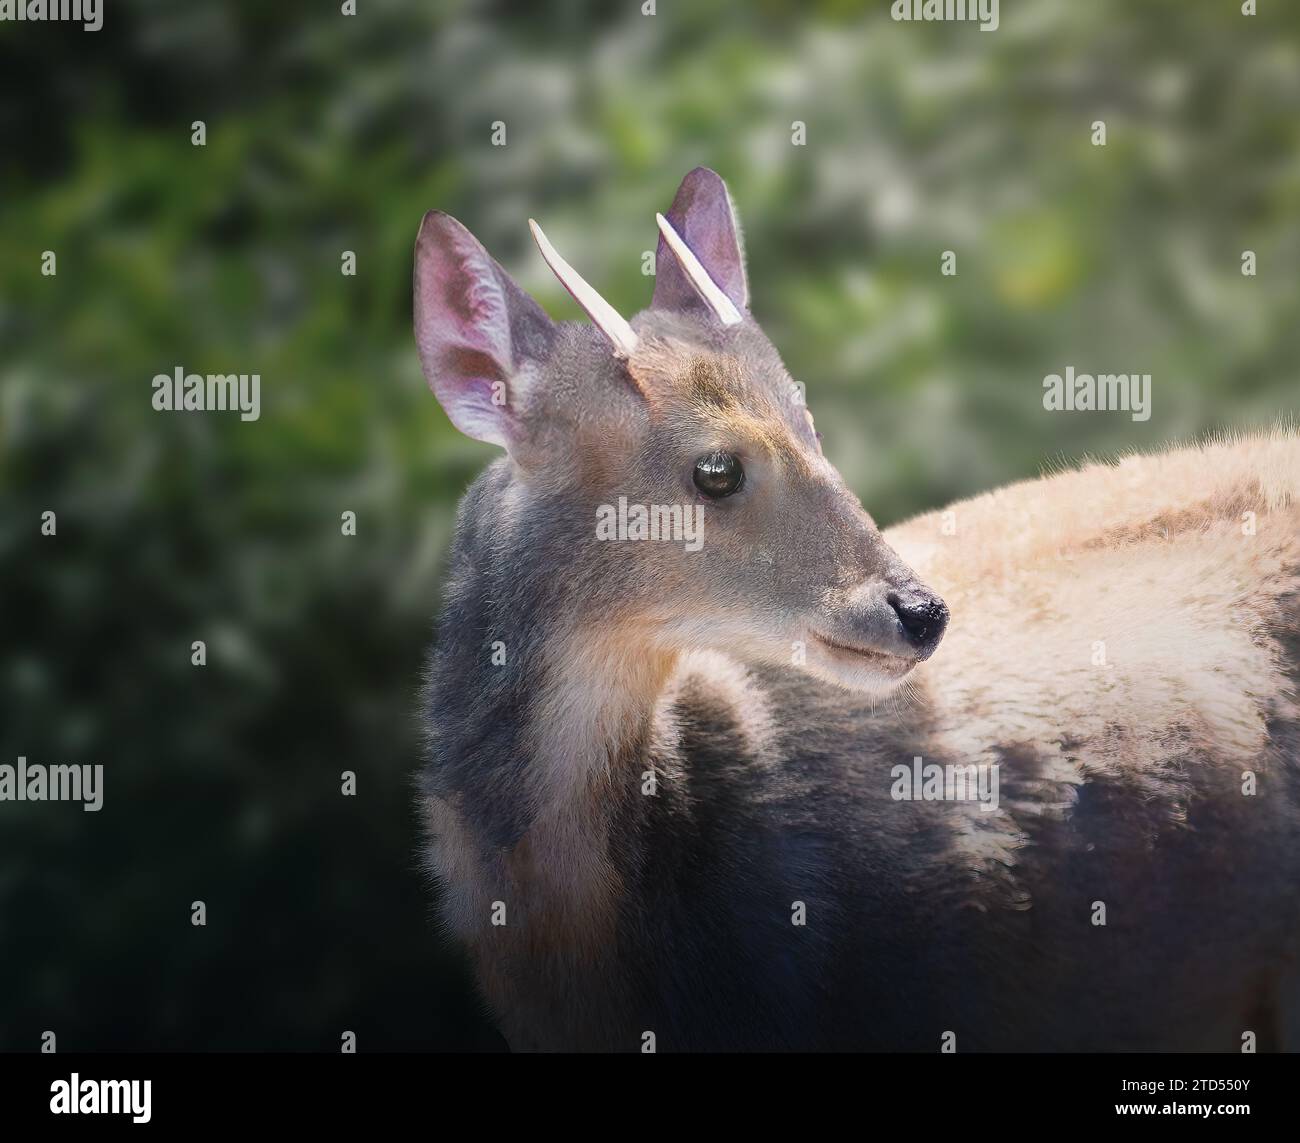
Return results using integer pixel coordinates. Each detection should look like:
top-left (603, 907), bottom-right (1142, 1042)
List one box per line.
top-left (652, 167), bottom-right (748, 315)
top-left (443, 346), bottom-right (511, 441)
top-left (413, 211), bottom-right (553, 450)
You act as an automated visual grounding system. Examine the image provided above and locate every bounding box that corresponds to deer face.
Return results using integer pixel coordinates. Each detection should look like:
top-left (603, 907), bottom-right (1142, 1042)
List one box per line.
top-left (414, 168), bottom-right (946, 694)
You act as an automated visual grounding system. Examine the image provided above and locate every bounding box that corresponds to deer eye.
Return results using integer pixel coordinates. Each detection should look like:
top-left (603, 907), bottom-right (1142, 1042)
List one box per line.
top-left (693, 451), bottom-right (744, 498)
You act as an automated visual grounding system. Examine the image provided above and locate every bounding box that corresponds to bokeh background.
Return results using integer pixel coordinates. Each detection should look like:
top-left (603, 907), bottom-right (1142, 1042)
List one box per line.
top-left (2, 0), bottom-right (1298, 1050)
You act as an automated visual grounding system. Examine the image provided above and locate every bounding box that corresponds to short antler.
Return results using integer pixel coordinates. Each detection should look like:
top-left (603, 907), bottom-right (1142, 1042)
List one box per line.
top-left (528, 219), bottom-right (639, 358)
top-left (654, 211), bottom-right (743, 326)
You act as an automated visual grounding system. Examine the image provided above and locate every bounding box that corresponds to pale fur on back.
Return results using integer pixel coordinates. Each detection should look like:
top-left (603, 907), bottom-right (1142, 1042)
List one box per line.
top-left (887, 428), bottom-right (1300, 882)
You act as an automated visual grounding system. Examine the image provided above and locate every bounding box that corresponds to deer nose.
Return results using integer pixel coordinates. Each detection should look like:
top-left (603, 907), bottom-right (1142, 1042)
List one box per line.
top-left (887, 588), bottom-right (949, 659)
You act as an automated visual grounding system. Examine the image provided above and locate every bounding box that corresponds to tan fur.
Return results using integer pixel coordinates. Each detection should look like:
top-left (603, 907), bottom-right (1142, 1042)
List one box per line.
top-left (889, 429), bottom-right (1300, 580)
top-left (631, 342), bottom-right (814, 474)
top-left (427, 624), bottom-right (685, 1050)
top-left (626, 334), bottom-right (699, 402)
top-left (663, 649), bottom-right (783, 768)
top-left (889, 429), bottom-right (1300, 881)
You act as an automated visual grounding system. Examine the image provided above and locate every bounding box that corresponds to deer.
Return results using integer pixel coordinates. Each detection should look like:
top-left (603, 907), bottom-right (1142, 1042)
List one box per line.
top-left (413, 167), bottom-right (1300, 1052)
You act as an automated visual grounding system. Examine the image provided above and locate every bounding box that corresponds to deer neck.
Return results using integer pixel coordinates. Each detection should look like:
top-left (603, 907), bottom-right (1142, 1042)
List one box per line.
top-left (426, 587), bottom-right (679, 890)
top-left (525, 622), bottom-right (679, 812)
top-left (459, 616), bottom-right (678, 977)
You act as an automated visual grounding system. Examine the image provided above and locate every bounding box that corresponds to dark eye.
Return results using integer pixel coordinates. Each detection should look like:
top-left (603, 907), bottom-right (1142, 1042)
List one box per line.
top-left (693, 451), bottom-right (745, 498)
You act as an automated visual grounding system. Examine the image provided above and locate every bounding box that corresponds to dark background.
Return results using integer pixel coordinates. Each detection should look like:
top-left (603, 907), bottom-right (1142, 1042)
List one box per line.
top-left (2, 0), bottom-right (1297, 1050)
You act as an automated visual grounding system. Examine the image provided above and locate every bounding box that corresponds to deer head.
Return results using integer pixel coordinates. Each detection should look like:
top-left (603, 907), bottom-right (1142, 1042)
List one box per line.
top-left (413, 168), bottom-right (947, 693)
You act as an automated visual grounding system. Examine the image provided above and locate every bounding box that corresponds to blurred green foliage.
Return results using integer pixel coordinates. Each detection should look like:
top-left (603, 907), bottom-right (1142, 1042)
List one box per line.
top-left (1, 0), bottom-right (1297, 1049)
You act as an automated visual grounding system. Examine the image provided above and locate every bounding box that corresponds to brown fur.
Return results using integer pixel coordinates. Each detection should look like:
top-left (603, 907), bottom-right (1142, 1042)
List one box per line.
top-left (884, 430), bottom-right (1300, 900)
top-left (415, 183), bottom-right (1299, 1050)
top-left (424, 430), bottom-right (1299, 1048)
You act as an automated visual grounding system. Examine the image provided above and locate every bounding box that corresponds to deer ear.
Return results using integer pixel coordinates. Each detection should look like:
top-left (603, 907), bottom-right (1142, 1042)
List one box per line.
top-left (652, 167), bottom-right (749, 316)
top-left (414, 211), bottom-right (556, 450)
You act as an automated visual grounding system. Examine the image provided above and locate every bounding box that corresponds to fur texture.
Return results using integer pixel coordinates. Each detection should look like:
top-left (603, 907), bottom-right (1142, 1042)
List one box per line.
top-left (419, 429), bottom-right (1300, 1051)
top-left (413, 169), bottom-right (1299, 1051)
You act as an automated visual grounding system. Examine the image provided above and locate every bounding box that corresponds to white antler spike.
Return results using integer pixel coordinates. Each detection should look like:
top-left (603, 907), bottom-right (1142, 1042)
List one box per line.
top-left (655, 212), bottom-right (743, 326)
top-left (528, 219), bottom-right (638, 358)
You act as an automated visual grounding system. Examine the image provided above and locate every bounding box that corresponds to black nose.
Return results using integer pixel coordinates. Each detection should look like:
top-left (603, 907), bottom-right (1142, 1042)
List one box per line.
top-left (887, 588), bottom-right (949, 658)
